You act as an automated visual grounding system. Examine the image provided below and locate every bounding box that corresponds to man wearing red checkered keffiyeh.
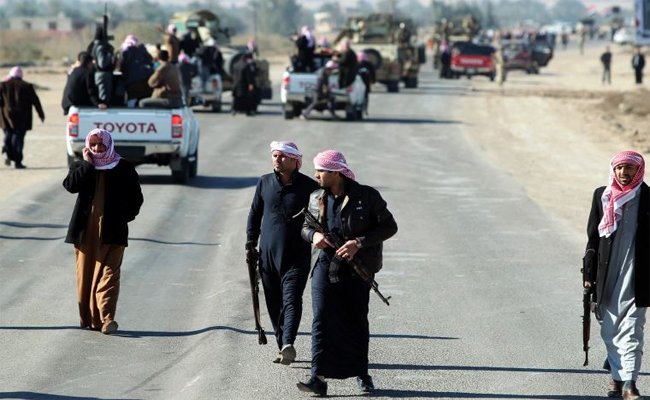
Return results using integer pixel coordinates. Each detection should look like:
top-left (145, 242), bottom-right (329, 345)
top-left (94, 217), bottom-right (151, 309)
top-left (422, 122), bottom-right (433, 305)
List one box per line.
top-left (297, 150), bottom-right (397, 396)
top-left (585, 150), bottom-right (650, 399)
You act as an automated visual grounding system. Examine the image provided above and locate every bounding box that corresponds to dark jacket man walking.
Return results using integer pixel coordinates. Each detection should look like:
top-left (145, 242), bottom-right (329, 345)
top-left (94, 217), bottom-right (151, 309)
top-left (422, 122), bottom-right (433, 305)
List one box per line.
top-left (297, 150), bottom-right (397, 396)
top-left (246, 141), bottom-right (319, 365)
top-left (585, 150), bottom-right (650, 399)
top-left (63, 128), bottom-right (143, 335)
top-left (632, 47), bottom-right (645, 84)
top-left (0, 67), bottom-right (45, 169)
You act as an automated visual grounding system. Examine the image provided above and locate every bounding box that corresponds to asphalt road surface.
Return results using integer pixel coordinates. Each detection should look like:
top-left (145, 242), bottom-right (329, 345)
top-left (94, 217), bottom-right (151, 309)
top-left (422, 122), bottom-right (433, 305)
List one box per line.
top-left (0, 67), bottom-right (636, 399)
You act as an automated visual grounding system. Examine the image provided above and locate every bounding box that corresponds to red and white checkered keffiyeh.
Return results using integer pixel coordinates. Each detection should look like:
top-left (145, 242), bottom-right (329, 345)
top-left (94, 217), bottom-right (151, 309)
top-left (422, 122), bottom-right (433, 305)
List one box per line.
top-left (270, 141), bottom-right (302, 169)
top-left (85, 128), bottom-right (121, 170)
top-left (313, 150), bottom-right (355, 181)
top-left (598, 150), bottom-right (645, 237)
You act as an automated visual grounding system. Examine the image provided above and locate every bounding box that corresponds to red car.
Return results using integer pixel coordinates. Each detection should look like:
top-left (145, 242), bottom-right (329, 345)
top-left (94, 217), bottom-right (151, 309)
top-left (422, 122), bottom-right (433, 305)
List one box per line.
top-left (450, 41), bottom-right (496, 81)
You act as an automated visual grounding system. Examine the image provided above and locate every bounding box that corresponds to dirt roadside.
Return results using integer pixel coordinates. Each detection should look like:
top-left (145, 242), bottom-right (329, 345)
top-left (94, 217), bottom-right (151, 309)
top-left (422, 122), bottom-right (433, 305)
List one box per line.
top-left (0, 41), bottom-right (647, 235)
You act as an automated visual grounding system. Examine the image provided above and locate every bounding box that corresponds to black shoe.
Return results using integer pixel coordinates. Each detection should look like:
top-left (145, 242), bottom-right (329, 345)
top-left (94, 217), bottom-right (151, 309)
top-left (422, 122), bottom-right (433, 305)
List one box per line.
top-left (356, 375), bottom-right (374, 393)
top-left (297, 376), bottom-right (327, 396)
top-left (14, 163), bottom-right (26, 169)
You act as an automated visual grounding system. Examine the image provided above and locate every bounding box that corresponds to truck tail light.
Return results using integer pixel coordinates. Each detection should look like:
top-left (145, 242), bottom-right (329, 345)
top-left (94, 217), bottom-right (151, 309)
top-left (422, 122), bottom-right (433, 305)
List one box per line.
top-left (211, 78), bottom-right (220, 90)
top-left (347, 85), bottom-right (353, 93)
top-left (172, 114), bottom-right (183, 138)
top-left (282, 75), bottom-right (290, 90)
top-left (67, 113), bottom-right (79, 137)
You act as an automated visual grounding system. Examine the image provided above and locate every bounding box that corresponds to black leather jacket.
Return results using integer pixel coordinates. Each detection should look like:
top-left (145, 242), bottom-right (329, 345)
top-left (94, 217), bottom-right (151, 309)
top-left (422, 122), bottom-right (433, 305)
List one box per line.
top-left (301, 179), bottom-right (397, 271)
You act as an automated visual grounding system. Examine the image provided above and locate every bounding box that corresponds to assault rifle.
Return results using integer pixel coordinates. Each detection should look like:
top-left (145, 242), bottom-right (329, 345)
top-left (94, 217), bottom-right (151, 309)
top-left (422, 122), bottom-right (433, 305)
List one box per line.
top-left (102, 3), bottom-right (114, 42)
top-left (246, 241), bottom-right (267, 345)
top-left (294, 207), bottom-right (391, 306)
top-left (581, 248), bottom-right (596, 366)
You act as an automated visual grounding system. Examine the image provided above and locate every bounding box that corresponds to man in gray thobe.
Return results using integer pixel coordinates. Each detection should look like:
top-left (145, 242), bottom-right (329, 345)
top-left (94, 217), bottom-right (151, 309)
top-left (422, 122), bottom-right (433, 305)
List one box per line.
top-left (585, 150), bottom-right (650, 400)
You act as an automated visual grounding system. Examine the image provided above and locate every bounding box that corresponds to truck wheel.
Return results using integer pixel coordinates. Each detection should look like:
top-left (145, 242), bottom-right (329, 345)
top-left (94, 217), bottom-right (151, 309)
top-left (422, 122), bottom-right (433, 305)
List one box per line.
top-left (67, 154), bottom-right (78, 168)
top-left (211, 101), bottom-right (221, 113)
top-left (172, 159), bottom-right (190, 184)
top-left (292, 104), bottom-right (303, 117)
top-left (189, 151), bottom-right (198, 178)
top-left (345, 105), bottom-right (357, 121)
top-left (404, 77), bottom-right (418, 88)
top-left (387, 81), bottom-right (399, 93)
top-left (284, 109), bottom-right (294, 120)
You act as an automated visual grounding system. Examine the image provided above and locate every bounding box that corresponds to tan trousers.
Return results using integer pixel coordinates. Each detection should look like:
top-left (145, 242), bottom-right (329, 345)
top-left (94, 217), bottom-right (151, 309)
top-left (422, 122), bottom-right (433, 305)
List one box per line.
top-left (75, 244), bottom-right (124, 330)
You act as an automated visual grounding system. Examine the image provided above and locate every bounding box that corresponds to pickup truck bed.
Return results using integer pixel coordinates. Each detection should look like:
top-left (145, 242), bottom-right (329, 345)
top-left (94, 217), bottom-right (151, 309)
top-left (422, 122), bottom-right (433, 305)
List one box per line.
top-left (66, 105), bottom-right (200, 183)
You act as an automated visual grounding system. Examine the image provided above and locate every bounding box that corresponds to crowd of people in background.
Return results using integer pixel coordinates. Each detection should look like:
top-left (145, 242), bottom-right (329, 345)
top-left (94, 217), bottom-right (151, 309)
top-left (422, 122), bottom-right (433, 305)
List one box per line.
top-left (59, 23), bottom-right (266, 115)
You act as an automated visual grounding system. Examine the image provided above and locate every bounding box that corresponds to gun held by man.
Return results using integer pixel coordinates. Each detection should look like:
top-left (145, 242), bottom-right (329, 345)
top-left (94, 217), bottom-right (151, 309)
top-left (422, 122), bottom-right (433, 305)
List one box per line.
top-left (246, 241), bottom-right (267, 345)
top-left (294, 207), bottom-right (391, 306)
top-left (581, 248), bottom-right (596, 366)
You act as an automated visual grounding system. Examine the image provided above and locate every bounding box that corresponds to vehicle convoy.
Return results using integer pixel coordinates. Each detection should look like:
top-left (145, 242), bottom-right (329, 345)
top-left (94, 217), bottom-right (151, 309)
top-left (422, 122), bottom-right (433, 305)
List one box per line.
top-left (280, 54), bottom-right (366, 121)
top-left (169, 10), bottom-right (273, 101)
top-left (65, 105), bottom-right (200, 183)
top-left (450, 41), bottom-right (495, 80)
top-left (334, 14), bottom-right (425, 92)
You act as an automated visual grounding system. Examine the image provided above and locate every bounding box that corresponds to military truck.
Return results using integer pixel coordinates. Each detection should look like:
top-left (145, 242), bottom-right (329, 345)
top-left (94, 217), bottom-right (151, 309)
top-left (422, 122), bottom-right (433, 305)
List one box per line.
top-left (169, 10), bottom-right (272, 100)
top-left (431, 15), bottom-right (481, 70)
top-left (334, 14), bottom-right (425, 92)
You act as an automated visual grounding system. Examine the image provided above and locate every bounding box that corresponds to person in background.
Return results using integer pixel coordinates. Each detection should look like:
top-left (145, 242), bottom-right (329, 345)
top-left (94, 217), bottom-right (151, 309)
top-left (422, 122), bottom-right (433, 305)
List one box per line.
top-left (357, 52), bottom-right (375, 115)
top-left (0, 67), bottom-right (45, 169)
top-left (601, 46), bottom-right (612, 85)
top-left (139, 50), bottom-right (183, 109)
top-left (116, 34), bottom-right (154, 107)
top-left (62, 52), bottom-right (105, 115)
top-left (632, 46), bottom-right (645, 85)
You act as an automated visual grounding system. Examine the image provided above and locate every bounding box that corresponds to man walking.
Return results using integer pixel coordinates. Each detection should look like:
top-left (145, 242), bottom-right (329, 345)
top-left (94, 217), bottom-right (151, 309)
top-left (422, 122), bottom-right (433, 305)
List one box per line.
top-left (601, 46), bottom-right (612, 85)
top-left (297, 150), bottom-right (397, 396)
top-left (63, 128), bottom-right (143, 335)
top-left (584, 150), bottom-right (650, 399)
top-left (246, 141), bottom-right (318, 365)
top-left (632, 46), bottom-right (645, 84)
top-left (0, 67), bottom-right (45, 169)
top-left (301, 60), bottom-right (339, 120)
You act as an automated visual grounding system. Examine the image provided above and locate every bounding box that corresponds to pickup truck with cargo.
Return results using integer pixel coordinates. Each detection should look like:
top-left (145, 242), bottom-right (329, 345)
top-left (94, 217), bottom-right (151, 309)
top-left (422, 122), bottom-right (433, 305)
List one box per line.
top-left (280, 55), bottom-right (366, 121)
top-left (65, 105), bottom-right (200, 183)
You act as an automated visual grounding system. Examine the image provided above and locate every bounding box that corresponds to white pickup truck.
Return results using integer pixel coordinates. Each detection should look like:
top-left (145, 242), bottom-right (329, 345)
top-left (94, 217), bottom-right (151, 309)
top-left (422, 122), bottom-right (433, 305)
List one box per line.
top-left (65, 105), bottom-right (200, 183)
top-left (280, 57), bottom-right (366, 121)
top-left (189, 73), bottom-right (223, 112)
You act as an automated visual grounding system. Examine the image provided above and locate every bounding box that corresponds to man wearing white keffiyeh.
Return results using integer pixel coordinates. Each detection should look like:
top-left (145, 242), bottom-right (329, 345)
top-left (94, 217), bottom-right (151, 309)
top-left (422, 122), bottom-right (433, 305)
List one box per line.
top-left (585, 150), bottom-right (650, 399)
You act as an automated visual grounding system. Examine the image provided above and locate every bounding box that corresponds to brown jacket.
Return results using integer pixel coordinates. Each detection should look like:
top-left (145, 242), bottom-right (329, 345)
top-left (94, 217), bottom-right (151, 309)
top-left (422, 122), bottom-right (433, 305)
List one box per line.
top-left (148, 62), bottom-right (182, 100)
top-left (0, 78), bottom-right (45, 131)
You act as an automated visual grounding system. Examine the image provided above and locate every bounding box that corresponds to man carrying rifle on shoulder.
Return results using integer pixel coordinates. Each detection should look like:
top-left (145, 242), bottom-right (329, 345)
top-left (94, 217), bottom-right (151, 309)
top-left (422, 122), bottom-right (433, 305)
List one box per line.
top-left (297, 150), bottom-right (397, 396)
top-left (585, 150), bottom-right (650, 399)
top-left (246, 141), bottom-right (318, 365)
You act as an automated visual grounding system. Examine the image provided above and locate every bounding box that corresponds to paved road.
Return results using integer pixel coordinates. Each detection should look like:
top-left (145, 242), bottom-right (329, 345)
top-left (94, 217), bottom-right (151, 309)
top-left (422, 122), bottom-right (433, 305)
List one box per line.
top-left (0, 66), bottom-right (636, 399)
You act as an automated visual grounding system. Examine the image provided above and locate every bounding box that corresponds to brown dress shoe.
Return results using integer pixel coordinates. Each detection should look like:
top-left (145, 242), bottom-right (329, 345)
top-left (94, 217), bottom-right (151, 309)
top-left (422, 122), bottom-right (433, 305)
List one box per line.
top-left (607, 380), bottom-right (623, 398)
top-left (622, 381), bottom-right (641, 400)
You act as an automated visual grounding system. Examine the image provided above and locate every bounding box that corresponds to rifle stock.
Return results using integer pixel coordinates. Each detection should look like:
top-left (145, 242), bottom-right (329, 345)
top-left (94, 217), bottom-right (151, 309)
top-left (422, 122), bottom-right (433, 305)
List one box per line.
top-left (246, 243), bottom-right (267, 345)
top-left (295, 207), bottom-right (391, 306)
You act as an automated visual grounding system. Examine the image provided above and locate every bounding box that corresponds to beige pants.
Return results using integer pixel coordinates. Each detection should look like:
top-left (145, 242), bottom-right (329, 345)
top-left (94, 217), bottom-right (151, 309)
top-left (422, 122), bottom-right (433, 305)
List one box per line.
top-left (75, 244), bottom-right (124, 330)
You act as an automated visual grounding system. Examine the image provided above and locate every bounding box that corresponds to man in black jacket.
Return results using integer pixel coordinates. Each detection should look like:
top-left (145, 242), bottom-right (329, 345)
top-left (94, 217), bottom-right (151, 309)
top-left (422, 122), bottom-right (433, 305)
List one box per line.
top-left (246, 141), bottom-right (319, 365)
top-left (632, 46), bottom-right (645, 84)
top-left (298, 150), bottom-right (397, 396)
top-left (0, 66), bottom-right (45, 169)
top-left (62, 52), bottom-right (104, 115)
top-left (585, 150), bottom-right (650, 399)
top-left (63, 128), bottom-right (143, 335)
